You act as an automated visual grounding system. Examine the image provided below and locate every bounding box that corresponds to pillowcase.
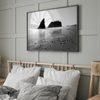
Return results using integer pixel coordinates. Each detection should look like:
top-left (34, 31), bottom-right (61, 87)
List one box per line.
top-left (36, 77), bottom-right (71, 100)
top-left (3, 73), bottom-right (35, 90)
top-left (18, 82), bottom-right (61, 100)
top-left (44, 68), bottom-right (80, 100)
top-left (11, 64), bottom-right (41, 84)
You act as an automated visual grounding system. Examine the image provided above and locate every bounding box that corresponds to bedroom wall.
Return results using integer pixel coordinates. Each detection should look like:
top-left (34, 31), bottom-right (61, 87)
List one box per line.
top-left (0, 0), bottom-right (100, 100)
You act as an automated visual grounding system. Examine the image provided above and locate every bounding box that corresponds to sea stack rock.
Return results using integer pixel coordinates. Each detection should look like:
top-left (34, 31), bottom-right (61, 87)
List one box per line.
top-left (38, 18), bottom-right (46, 29)
top-left (48, 21), bottom-right (62, 28)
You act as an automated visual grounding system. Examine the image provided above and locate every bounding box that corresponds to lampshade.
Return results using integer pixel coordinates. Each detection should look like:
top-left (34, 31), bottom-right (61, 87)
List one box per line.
top-left (0, 56), bottom-right (1, 64)
top-left (91, 61), bottom-right (100, 76)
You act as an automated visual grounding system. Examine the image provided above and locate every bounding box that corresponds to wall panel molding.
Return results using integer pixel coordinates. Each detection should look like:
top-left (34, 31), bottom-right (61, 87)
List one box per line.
top-left (0, 8), bottom-right (13, 34)
top-left (0, 5), bottom-right (13, 11)
top-left (62, 52), bottom-right (67, 64)
top-left (97, 0), bottom-right (100, 60)
top-left (0, 0), bottom-right (13, 6)
top-left (15, 0), bottom-right (62, 8)
top-left (15, 4), bottom-right (36, 34)
top-left (68, 0), bottom-right (98, 31)
top-left (15, 0), bottom-right (57, 4)
top-left (97, 33), bottom-right (100, 60)
top-left (68, 35), bottom-right (97, 65)
top-left (12, 1), bottom-right (16, 60)
top-left (0, 38), bottom-right (13, 63)
top-left (15, 2), bottom-right (35, 8)
top-left (0, 63), bottom-right (8, 68)
top-left (39, 0), bottom-right (67, 10)
top-left (0, 35), bottom-right (13, 39)
top-left (62, 0), bottom-right (68, 6)
top-left (15, 37), bottom-right (38, 62)
top-left (12, 38), bottom-right (16, 60)
top-left (79, 30), bottom-right (98, 36)
top-left (97, 0), bottom-right (100, 30)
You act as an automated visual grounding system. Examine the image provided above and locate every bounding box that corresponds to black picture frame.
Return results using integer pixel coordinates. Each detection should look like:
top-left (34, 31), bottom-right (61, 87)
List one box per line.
top-left (27, 5), bottom-right (79, 52)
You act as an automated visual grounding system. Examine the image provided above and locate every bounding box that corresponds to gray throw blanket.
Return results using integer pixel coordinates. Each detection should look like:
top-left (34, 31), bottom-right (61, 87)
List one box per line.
top-left (0, 85), bottom-right (62, 100)
top-left (0, 85), bottom-right (19, 100)
top-left (18, 85), bottom-right (62, 100)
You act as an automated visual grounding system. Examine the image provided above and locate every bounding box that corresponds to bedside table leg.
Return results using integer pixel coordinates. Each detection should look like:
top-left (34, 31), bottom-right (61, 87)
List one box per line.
top-left (88, 74), bottom-right (94, 98)
top-left (99, 77), bottom-right (100, 98)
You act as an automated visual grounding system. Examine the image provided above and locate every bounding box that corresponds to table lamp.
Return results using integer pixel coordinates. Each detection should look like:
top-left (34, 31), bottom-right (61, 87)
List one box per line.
top-left (89, 61), bottom-right (100, 98)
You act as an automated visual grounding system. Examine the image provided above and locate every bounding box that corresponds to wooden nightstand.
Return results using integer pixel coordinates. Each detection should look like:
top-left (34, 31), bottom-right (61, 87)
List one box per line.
top-left (0, 78), bottom-right (5, 85)
top-left (87, 95), bottom-right (100, 100)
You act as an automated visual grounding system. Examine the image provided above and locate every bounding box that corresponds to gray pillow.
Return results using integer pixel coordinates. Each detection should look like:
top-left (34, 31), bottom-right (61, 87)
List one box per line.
top-left (18, 82), bottom-right (62, 100)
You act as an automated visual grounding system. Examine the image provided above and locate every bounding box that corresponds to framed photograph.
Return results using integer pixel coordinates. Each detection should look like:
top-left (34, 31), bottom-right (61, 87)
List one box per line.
top-left (27, 5), bottom-right (79, 52)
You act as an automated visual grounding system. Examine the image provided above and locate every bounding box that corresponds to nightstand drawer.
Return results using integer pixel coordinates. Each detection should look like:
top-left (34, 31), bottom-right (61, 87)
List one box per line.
top-left (0, 78), bottom-right (5, 85)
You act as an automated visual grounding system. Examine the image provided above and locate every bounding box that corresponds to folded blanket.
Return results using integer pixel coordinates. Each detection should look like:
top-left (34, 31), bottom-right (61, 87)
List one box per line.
top-left (0, 85), bottom-right (19, 100)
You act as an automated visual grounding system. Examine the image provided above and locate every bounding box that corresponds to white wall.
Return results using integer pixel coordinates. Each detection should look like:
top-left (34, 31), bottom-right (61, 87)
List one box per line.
top-left (0, 0), bottom-right (100, 100)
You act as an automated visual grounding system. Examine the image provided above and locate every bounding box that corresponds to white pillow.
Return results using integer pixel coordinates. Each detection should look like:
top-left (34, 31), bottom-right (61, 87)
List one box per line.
top-left (3, 73), bottom-right (35, 90)
top-left (44, 68), bottom-right (80, 100)
top-left (36, 77), bottom-right (71, 100)
top-left (11, 64), bottom-right (41, 84)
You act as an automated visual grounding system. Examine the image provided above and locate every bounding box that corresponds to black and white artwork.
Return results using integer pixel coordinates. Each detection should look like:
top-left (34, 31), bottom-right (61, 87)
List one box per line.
top-left (27, 5), bottom-right (79, 51)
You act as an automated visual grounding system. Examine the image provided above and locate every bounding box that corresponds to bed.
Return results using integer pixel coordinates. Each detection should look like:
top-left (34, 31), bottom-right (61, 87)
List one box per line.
top-left (0, 60), bottom-right (91, 100)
